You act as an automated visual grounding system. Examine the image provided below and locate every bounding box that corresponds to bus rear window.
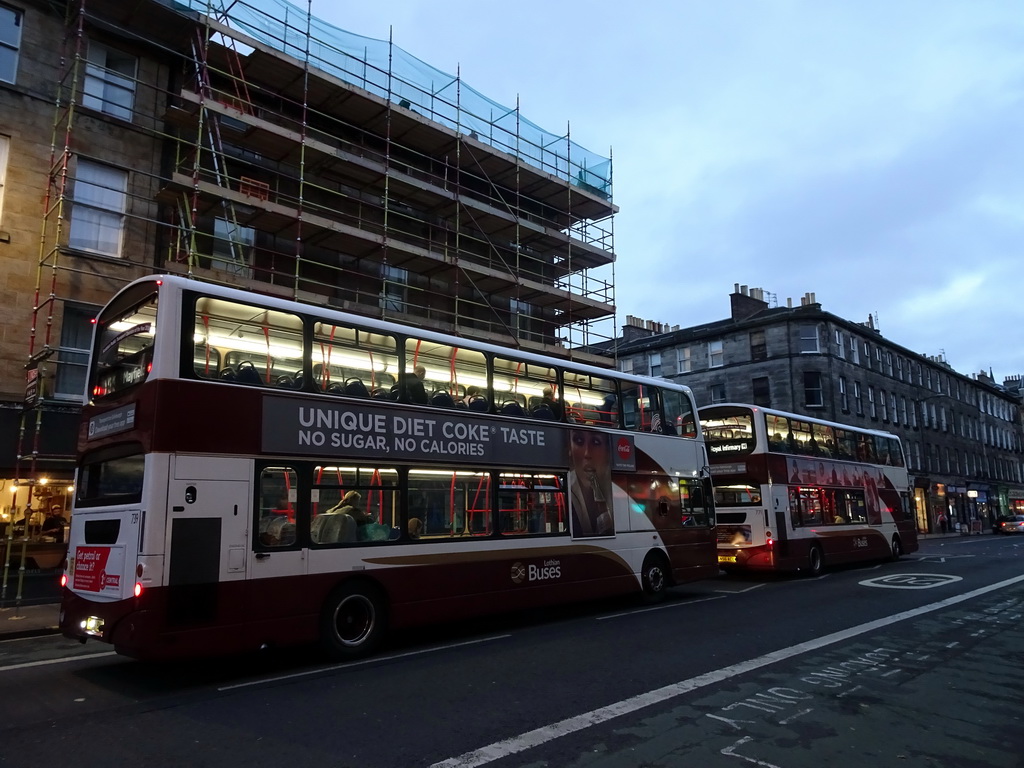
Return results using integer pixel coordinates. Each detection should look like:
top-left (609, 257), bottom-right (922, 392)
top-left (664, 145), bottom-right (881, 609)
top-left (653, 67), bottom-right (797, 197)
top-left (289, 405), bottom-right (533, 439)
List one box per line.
top-left (92, 288), bottom-right (159, 399)
top-left (77, 447), bottom-right (145, 507)
top-left (83, 519), bottom-right (121, 544)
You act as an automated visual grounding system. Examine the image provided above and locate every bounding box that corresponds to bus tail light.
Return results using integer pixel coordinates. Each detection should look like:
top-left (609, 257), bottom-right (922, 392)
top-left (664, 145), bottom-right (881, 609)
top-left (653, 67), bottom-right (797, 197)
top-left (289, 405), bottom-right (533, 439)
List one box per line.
top-left (134, 582), bottom-right (144, 598)
top-left (60, 572), bottom-right (67, 588)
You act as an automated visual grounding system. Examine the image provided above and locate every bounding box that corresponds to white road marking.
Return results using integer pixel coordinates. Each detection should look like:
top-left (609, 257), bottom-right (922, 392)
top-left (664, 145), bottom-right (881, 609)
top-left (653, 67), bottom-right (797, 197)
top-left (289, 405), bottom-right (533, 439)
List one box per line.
top-left (0, 651), bottom-right (116, 672)
top-left (218, 634), bottom-right (511, 691)
top-left (714, 584), bottom-right (767, 595)
top-left (431, 573), bottom-right (1024, 768)
top-left (598, 595), bottom-right (725, 620)
top-left (721, 736), bottom-right (783, 767)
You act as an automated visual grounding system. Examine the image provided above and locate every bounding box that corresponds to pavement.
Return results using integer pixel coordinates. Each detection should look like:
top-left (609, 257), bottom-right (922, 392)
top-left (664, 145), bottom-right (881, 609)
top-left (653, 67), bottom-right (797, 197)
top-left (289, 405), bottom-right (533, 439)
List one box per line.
top-left (0, 601), bottom-right (60, 640)
top-left (0, 531), bottom-right (987, 643)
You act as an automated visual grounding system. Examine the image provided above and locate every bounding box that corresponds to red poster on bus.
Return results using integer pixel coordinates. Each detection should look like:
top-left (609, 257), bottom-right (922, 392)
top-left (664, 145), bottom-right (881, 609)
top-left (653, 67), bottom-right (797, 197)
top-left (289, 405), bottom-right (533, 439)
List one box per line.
top-left (73, 546), bottom-right (125, 594)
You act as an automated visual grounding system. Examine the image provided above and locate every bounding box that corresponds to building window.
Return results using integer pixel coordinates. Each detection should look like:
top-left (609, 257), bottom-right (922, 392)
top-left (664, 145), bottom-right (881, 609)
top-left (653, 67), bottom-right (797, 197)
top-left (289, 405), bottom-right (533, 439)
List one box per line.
top-left (53, 306), bottom-right (96, 400)
top-left (868, 386), bottom-right (876, 418)
top-left (709, 383), bottom-right (726, 403)
top-left (510, 298), bottom-right (540, 342)
top-left (708, 340), bottom-right (723, 368)
top-left (803, 371), bottom-right (823, 407)
top-left (679, 347), bottom-right (692, 373)
top-left (863, 342), bottom-right (871, 369)
top-left (0, 4), bottom-right (20, 84)
top-left (896, 357), bottom-right (904, 381)
top-left (0, 134), bottom-right (7, 222)
top-left (649, 351), bottom-right (662, 377)
top-left (380, 264), bottom-right (408, 313)
top-left (69, 160), bottom-right (127, 256)
top-left (853, 382), bottom-right (863, 415)
top-left (838, 376), bottom-right (848, 412)
top-left (890, 393), bottom-right (899, 425)
top-left (848, 336), bottom-right (859, 364)
top-left (83, 42), bottom-right (137, 121)
top-left (752, 376), bottom-right (770, 407)
top-left (885, 352), bottom-right (893, 376)
top-left (212, 217), bottom-right (254, 277)
top-left (835, 330), bottom-right (845, 359)
top-left (750, 330), bottom-right (766, 361)
top-left (799, 325), bottom-right (819, 353)
top-left (619, 358), bottom-right (634, 375)
top-left (879, 389), bottom-right (888, 421)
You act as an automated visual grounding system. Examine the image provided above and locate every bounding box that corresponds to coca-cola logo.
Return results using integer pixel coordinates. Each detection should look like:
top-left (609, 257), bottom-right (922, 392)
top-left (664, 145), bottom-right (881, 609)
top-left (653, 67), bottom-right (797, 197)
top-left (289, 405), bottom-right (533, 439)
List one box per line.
top-left (616, 437), bottom-right (632, 460)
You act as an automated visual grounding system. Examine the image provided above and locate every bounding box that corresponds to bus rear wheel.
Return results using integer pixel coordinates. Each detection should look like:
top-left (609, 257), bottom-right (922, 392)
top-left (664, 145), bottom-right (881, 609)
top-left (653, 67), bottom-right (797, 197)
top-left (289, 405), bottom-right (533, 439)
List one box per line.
top-left (319, 581), bottom-right (387, 661)
top-left (805, 545), bottom-right (824, 577)
top-left (640, 552), bottom-right (671, 604)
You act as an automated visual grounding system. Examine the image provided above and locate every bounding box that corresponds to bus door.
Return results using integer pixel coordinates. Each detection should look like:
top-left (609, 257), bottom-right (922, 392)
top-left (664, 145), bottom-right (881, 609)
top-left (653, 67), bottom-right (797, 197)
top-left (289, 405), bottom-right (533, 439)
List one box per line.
top-left (167, 456), bottom-right (250, 628)
top-left (641, 474), bottom-right (718, 579)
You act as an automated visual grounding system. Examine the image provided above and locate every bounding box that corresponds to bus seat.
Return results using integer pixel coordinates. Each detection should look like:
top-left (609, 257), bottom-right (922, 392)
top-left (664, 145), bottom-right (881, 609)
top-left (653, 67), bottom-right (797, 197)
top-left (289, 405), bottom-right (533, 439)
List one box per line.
top-left (467, 395), bottom-right (489, 412)
top-left (370, 387), bottom-right (389, 399)
top-left (500, 400), bottom-right (526, 417)
top-left (430, 390), bottom-right (456, 408)
top-left (531, 404), bottom-right (555, 421)
top-left (234, 361), bottom-right (263, 385)
top-left (327, 382), bottom-right (345, 395)
top-left (337, 514), bottom-right (357, 543)
top-left (317, 514), bottom-right (343, 544)
top-left (344, 377), bottom-right (369, 398)
top-left (219, 365), bottom-right (237, 382)
top-left (310, 513), bottom-right (330, 544)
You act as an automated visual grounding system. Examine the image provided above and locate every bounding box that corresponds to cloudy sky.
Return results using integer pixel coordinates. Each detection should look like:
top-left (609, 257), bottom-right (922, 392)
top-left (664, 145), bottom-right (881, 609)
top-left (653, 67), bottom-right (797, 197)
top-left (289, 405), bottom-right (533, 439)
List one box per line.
top-left (317, 1), bottom-right (1024, 383)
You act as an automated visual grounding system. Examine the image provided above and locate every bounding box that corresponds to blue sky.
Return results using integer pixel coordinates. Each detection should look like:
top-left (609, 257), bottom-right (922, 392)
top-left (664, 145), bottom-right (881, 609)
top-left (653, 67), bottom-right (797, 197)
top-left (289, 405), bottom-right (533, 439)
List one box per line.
top-left (318, 1), bottom-right (1024, 383)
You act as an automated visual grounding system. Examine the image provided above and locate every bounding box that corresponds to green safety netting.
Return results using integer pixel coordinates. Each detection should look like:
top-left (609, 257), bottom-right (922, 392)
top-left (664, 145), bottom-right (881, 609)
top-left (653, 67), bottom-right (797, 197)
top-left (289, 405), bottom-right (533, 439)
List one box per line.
top-left (177, 0), bottom-right (612, 200)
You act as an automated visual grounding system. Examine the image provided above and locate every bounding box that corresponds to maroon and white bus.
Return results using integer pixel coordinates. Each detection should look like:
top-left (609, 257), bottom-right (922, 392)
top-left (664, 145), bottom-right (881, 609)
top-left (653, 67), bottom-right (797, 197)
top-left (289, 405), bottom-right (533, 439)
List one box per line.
top-left (699, 404), bottom-right (917, 576)
top-left (60, 275), bottom-right (718, 660)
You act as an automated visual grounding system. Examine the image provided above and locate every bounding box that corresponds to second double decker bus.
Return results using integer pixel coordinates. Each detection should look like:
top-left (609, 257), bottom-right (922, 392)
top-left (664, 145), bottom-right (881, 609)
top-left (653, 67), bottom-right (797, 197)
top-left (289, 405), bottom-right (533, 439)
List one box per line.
top-left (60, 275), bottom-right (718, 660)
top-left (699, 404), bottom-right (917, 575)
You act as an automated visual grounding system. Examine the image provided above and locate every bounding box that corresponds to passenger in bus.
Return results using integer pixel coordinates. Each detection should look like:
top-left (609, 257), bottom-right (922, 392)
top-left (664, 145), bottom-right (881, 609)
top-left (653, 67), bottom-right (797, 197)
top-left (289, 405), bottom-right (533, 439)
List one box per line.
top-left (330, 491), bottom-right (369, 524)
top-left (541, 386), bottom-right (562, 420)
top-left (397, 364), bottom-right (428, 404)
top-left (568, 429), bottom-right (614, 537)
top-left (408, 517), bottom-right (423, 539)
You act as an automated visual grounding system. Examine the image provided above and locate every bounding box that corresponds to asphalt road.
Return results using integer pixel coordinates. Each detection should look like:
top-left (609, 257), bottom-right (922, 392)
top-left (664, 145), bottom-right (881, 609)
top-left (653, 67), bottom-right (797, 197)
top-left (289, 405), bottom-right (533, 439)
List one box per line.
top-left (0, 534), bottom-right (1021, 767)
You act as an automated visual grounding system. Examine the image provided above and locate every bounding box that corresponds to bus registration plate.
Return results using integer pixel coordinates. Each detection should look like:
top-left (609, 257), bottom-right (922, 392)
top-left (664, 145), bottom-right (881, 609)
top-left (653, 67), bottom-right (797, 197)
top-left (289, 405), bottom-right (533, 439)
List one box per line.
top-left (718, 555), bottom-right (737, 563)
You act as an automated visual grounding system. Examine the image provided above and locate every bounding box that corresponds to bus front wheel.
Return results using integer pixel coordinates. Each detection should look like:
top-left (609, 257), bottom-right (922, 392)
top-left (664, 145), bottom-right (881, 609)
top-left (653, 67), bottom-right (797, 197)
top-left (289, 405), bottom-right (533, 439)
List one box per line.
top-left (890, 536), bottom-right (903, 561)
top-left (640, 552), bottom-right (671, 603)
top-left (319, 581), bottom-right (388, 661)
top-left (805, 545), bottom-right (824, 577)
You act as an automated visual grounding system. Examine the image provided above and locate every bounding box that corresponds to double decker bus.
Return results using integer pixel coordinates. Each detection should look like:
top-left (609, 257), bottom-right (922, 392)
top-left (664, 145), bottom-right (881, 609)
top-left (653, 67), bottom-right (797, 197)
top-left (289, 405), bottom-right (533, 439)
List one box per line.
top-left (699, 404), bottom-right (917, 575)
top-left (60, 275), bottom-right (717, 660)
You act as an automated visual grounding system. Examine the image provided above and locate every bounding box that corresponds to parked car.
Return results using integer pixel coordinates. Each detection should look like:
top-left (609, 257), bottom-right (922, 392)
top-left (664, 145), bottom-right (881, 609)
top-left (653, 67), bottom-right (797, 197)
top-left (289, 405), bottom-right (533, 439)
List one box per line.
top-left (995, 515), bottom-right (1024, 535)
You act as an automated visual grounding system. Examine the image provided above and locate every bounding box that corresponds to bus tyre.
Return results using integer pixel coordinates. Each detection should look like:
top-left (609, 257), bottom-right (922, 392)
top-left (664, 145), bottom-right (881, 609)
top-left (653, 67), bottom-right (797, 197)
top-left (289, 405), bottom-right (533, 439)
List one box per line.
top-left (890, 536), bottom-right (903, 561)
top-left (641, 552), bottom-right (670, 604)
top-left (319, 581), bottom-right (387, 661)
top-left (805, 545), bottom-right (824, 577)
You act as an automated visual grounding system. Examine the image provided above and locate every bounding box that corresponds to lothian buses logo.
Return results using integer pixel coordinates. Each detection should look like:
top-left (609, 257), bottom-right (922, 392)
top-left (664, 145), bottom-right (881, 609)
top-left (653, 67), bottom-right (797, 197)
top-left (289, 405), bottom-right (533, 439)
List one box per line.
top-left (510, 560), bottom-right (562, 584)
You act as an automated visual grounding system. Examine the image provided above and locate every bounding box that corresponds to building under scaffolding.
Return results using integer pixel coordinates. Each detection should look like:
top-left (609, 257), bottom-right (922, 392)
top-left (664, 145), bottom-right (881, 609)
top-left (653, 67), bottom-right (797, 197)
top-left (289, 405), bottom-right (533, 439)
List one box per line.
top-left (0, 0), bottom-right (618, 572)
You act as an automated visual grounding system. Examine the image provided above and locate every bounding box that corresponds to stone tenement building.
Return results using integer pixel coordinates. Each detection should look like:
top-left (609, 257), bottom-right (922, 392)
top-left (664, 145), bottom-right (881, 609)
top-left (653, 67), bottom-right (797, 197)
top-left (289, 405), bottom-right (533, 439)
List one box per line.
top-left (0, 0), bottom-right (617, 515)
top-left (605, 284), bottom-right (1024, 533)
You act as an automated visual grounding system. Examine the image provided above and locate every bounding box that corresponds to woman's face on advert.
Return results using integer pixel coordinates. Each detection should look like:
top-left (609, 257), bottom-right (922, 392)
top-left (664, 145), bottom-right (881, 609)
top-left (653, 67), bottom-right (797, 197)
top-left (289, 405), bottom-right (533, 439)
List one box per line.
top-left (571, 430), bottom-right (607, 473)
